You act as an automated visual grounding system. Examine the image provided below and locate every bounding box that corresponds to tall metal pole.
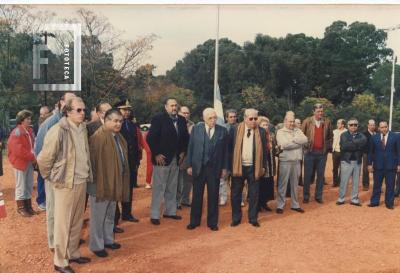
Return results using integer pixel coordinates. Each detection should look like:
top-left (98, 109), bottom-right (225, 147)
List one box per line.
top-left (44, 31), bottom-right (48, 106)
top-left (213, 5), bottom-right (219, 98)
top-left (389, 54), bottom-right (396, 130)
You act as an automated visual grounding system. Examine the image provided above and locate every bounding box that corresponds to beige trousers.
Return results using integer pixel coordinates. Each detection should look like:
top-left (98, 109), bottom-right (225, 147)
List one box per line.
top-left (53, 183), bottom-right (86, 267)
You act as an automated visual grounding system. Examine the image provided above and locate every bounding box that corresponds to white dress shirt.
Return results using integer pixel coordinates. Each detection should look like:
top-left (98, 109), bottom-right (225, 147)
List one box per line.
top-left (242, 125), bottom-right (254, 166)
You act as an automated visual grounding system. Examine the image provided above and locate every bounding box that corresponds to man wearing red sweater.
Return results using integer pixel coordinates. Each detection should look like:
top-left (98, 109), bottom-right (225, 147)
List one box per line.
top-left (301, 104), bottom-right (333, 203)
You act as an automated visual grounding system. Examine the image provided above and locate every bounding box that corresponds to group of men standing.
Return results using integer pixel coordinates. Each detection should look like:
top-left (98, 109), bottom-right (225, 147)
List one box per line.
top-left (9, 92), bottom-right (400, 273)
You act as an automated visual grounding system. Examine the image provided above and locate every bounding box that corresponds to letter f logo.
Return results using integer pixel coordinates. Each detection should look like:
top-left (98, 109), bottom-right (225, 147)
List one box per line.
top-left (32, 44), bottom-right (49, 80)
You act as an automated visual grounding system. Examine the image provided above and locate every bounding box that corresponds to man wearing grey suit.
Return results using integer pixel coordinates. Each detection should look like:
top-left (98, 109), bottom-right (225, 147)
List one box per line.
top-left (186, 108), bottom-right (229, 231)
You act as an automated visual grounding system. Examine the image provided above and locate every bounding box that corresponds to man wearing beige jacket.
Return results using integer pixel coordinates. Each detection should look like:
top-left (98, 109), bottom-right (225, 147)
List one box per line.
top-left (276, 112), bottom-right (308, 214)
top-left (38, 97), bottom-right (92, 273)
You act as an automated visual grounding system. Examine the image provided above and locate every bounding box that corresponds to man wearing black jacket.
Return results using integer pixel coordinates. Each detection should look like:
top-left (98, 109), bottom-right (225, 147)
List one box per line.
top-left (336, 118), bottom-right (367, 206)
top-left (147, 98), bottom-right (189, 225)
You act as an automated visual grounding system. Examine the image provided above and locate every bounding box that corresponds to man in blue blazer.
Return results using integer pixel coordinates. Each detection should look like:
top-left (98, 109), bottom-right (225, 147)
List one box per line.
top-left (186, 108), bottom-right (229, 231)
top-left (368, 121), bottom-right (400, 209)
top-left (147, 98), bottom-right (190, 225)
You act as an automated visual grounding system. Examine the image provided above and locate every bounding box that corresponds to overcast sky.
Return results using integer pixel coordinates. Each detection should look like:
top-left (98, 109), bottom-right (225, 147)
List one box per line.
top-left (39, 4), bottom-right (400, 75)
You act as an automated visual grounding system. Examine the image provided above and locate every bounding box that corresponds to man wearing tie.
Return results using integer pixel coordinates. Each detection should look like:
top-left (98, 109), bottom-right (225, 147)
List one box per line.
top-left (230, 109), bottom-right (267, 228)
top-left (368, 121), bottom-right (400, 209)
top-left (186, 108), bottom-right (229, 231)
top-left (147, 98), bottom-right (190, 225)
top-left (88, 109), bottom-right (130, 258)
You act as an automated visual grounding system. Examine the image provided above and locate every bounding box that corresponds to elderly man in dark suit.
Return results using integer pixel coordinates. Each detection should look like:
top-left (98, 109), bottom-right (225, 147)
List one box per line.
top-left (147, 98), bottom-right (190, 225)
top-left (186, 108), bottom-right (228, 231)
top-left (368, 121), bottom-right (400, 209)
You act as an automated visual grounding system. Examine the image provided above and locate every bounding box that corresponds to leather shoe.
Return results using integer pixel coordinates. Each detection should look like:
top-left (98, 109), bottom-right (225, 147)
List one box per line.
top-left (105, 242), bottom-right (121, 250)
top-left (181, 203), bottom-right (191, 207)
top-left (69, 257), bottom-right (91, 264)
top-left (367, 203), bottom-right (379, 207)
top-left (291, 207), bottom-right (305, 213)
top-left (230, 221), bottom-right (240, 227)
top-left (186, 224), bottom-right (198, 230)
top-left (350, 202), bottom-right (362, 207)
top-left (177, 205), bottom-right (182, 210)
top-left (122, 215), bottom-right (139, 222)
top-left (163, 214), bottom-right (182, 220)
top-left (93, 250), bottom-right (108, 258)
top-left (249, 221), bottom-right (260, 227)
top-left (276, 208), bottom-right (284, 214)
top-left (150, 218), bottom-right (160, 225)
top-left (336, 201), bottom-right (345, 205)
top-left (79, 239), bottom-right (85, 245)
top-left (113, 226), bottom-right (124, 233)
top-left (386, 205), bottom-right (394, 210)
top-left (54, 265), bottom-right (75, 273)
top-left (303, 199), bottom-right (309, 204)
top-left (209, 226), bottom-right (218, 231)
top-left (315, 199), bottom-right (323, 204)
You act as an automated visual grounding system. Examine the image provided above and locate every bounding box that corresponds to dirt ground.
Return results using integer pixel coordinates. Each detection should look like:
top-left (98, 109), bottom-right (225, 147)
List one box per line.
top-left (1, 153), bottom-right (400, 273)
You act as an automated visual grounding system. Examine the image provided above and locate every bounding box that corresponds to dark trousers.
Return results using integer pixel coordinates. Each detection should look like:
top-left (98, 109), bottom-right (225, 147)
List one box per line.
top-left (395, 174), bottom-right (400, 197)
top-left (115, 169), bottom-right (137, 225)
top-left (231, 165), bottom-right (259, 223)
top-left (332, 152), bottom-right (341, 186)
top-left (190, 165), bottom-right (220, 227)
top-left (36, 174), bottom-right (46, 205)
top-left (303, 151), bottom-right (327, 201)
top-left (258, 176), bottom-right (274, 208)
top-left (362, 153), bottom-right (370, 188)
top-left (370, 169), bottom-right (396, 207)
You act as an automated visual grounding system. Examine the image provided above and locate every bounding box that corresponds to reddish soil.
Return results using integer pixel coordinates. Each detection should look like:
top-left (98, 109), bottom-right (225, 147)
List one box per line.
top-left (1, 154), bottom-right (400, 273)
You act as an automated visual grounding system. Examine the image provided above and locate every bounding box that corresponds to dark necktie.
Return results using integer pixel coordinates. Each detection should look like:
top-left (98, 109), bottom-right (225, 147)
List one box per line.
top-left (207, 127), bottom-right (211, 139)
top-left (381, 134), bottom-right (386, 149)
top-left (114, 135), bottom-right (126, 169)
top-left (247, 129), bottom-right (251, 138)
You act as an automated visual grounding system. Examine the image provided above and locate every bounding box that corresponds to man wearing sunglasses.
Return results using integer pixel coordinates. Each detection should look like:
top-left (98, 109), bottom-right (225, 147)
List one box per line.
top-left (336, 119), bottom-right (367, 206)
top-left (38, 96), bottom-right (92, 273)
top-left (34, 92), bottom-right (76, 252)
top-left (229, 109), bottom-right (267, 228)
top-left (367, 121), bottom-right (400, 210)
top-left (301, 103), bottom-right (333, 204)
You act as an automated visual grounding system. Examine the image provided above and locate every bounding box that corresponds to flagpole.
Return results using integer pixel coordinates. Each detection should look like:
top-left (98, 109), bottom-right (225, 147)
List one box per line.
top-left (213, 5), bottom-right (219, 98)
top-left (213, 5), bottom-right (224, 125)
top-left (389, 54), bottom-right (396, 130)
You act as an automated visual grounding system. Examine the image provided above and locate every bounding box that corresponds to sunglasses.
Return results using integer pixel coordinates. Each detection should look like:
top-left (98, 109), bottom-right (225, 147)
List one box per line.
top-left (349, 123), bottom-right (358, 127)
top-left (73, 108), bottom-right (86, 113)
top-left (249, 117), bottom-right (258, 121)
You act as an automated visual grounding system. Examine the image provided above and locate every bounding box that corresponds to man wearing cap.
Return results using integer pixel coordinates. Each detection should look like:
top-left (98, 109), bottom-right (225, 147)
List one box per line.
top-left (114, 99), bottom-right (143, 224)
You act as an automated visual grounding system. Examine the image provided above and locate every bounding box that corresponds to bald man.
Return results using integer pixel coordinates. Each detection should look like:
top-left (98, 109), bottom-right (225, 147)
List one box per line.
top-left (186, 108), bottom-right (229, 231)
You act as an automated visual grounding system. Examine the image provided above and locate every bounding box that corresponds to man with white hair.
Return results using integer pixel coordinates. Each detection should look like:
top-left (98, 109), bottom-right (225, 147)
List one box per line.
top-left (230, 109), bottom-right (267, 227)
top-left (276, 112), bottom-right (308, 214)
top-left (186, 108), bottom-right (229, 231)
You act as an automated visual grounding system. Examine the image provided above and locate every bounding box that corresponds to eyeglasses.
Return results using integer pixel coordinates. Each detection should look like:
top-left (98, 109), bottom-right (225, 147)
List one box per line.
top-left (249, 117), bottom-right (258, 121)
top-left (349, 123), bottom-right (358, 127)
top-left (73, 108), bottom-right (86, 113)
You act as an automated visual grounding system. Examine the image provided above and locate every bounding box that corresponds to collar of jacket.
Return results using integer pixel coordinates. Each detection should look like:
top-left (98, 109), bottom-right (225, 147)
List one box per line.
top-left (58, 117), bottom-right (86, 131)
top-left (312, 116), bottom-right (325, 125)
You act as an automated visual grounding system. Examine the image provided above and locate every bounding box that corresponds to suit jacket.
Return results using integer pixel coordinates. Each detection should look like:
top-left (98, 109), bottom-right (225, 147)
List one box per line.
top-left (147, 112), bottom-right (189, 166)
top-left (186, 122), bottom-right (228, 178)
top-left (363, 130), bottom-right (376, 154)
top-left (368, 131), bottom-right (400, 171)
top-left (228, 124), bottom-right (268, 174)
top-left (120, 119), bottom-right (143, 168)
top-left (87, 119), bottom-right (103, 138)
